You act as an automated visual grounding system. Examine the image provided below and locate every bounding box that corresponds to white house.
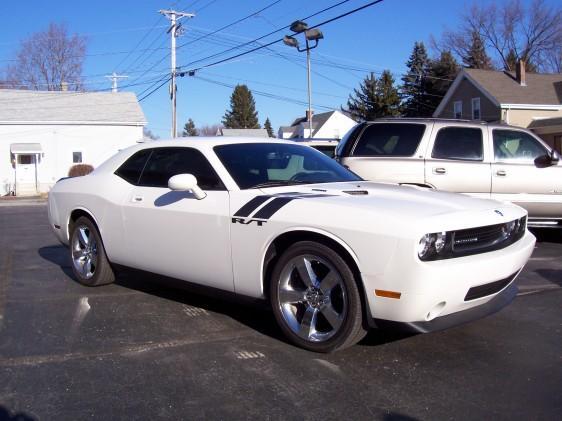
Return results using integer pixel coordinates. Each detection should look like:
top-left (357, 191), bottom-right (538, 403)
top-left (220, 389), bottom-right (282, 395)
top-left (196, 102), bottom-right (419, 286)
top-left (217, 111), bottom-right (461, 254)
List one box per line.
top-left (0, 89), bottom-right (146, 196)
top-left (278, 110), bottom-right (357, 140)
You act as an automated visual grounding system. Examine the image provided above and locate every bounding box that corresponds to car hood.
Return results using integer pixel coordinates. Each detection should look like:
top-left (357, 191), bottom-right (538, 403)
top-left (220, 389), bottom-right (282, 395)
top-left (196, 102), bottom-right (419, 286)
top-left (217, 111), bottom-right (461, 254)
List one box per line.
top-left (257, 181), bottom-right (525, 232)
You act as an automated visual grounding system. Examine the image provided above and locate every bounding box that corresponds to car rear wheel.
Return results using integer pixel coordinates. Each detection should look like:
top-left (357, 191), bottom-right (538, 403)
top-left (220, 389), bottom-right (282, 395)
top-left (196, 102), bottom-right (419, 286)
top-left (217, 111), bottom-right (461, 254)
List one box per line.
top-left (70, 216), bottom-right (115, 286)
top-left (270, 241), bottom-right (366, 352)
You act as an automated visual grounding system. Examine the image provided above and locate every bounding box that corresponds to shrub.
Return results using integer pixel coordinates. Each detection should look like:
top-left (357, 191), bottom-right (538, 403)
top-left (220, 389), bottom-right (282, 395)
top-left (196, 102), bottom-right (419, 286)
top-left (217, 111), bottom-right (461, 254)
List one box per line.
top-left (68, 164), bottom-right (94, 177)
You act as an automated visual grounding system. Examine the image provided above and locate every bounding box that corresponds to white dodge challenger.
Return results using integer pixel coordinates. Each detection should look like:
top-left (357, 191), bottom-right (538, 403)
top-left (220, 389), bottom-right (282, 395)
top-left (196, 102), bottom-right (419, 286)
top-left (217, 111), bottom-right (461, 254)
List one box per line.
top-left (48, 138), bottom-right (535, 352)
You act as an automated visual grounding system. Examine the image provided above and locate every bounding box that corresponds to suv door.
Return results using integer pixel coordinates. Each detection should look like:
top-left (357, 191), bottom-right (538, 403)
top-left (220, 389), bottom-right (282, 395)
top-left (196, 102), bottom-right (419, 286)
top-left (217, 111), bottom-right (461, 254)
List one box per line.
top-left (339, 123), bottom-right (428, 185)
top-left (425, 125), bottom-right (491, 198)
top-left (490, 128), bottom-right (562, 220)
top-left (119, 147), bottom-right (234, 290)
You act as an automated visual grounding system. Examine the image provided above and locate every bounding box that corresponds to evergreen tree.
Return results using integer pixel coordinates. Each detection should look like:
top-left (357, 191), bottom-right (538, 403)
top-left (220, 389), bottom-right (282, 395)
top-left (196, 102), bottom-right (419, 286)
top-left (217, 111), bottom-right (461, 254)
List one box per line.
top-left (344, 71), bottom-right (401, 121)
top-left (463, 31), bottom-right (493, 70)
top-left (222, 84), bottom-right (260, 129)
top-left (181, 118), bottom-right (198, 136)
top-left (343, 72), bottom-right (378, 121)
top-left (426, 51), bottom-right (459, 113)
top-left (375, 70), bottom-right (401, 117)
top-left (401, 42), bottom-right (432, 117)
top-left (505, 49), bottom-right (537, 73)
top-left (264, 117), bottom-right (275, 138)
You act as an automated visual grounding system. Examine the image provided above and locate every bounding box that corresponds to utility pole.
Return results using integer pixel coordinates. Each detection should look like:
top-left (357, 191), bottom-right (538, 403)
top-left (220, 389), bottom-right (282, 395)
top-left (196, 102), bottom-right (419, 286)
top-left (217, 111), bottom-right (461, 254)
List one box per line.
top-left (159, 9), bottom-right (195, 138)
top-left (105, 72), bottom-right (128, 93)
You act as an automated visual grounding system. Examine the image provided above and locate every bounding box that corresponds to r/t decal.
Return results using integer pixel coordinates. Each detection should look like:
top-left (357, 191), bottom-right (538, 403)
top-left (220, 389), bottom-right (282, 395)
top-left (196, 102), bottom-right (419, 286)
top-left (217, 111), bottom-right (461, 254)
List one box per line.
top-left (231, 217), bottom-right (267, 226)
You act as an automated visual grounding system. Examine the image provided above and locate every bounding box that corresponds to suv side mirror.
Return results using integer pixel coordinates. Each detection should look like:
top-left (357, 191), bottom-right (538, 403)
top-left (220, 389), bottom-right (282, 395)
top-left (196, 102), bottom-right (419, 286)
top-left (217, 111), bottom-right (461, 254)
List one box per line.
top-left (168, 174), bottom-right (207, 200)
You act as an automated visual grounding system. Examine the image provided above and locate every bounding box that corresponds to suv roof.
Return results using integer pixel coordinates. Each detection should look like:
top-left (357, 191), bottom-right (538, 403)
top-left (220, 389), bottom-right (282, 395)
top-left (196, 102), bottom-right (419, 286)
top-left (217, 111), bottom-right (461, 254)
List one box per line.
top-left (365, 117), bottom-right (510, 128)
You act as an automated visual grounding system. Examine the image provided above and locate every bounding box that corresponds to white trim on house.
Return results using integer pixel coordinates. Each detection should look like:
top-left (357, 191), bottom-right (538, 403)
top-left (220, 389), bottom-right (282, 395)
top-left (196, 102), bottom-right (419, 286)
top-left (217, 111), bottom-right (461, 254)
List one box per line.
top-left (499, 104), bottom-right (562, 111)
top-left (433, 70), bottom-right (501, 117)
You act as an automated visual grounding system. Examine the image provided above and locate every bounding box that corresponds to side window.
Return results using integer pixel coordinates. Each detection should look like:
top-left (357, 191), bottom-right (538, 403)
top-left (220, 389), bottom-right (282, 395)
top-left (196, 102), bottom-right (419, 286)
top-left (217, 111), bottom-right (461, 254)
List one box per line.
top-left (454, 101), bottom-right (462, 119)
top-left (472, 98), bottom-right (480, 120)
top-left (352, 123), bottom-right (426, 157)
top-left (138, 147), bottom-right (225, 190)
top-left (114, 149), bottom-right (152, 185)
top-left (493, 130), bottom-right (547, 163)
top-left (432, 127), bottom-right (483, 161)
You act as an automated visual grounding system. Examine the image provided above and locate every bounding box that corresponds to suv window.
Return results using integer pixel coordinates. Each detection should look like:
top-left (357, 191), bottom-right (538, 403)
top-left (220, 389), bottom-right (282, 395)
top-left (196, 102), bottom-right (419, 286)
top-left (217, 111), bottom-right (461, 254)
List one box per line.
top-left (138, 147), bottom-right (225, 190)
top-left (114, 149), bottom-right (152, 185)
top-left (352, 123), bottom-right (425, 157)
top-left (432, 127), bottom-right (483, 161)
top-left (493, 130), bottom-right (547, 163)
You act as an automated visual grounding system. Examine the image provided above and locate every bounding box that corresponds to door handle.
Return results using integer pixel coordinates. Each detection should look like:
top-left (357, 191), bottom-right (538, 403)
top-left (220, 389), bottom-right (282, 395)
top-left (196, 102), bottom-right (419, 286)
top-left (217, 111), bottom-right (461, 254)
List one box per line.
top-left (433, 167), bottom-right (447, 175)
top-left (496, 170), bottom-right (507, 177)
top-left (132, 195), bottom-right (144, 203)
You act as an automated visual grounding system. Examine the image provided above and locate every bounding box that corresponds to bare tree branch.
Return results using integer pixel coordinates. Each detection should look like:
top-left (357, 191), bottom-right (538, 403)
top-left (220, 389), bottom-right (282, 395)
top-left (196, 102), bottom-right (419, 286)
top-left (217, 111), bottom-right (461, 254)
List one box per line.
top-left (4, 23), bottom-right (87, 90)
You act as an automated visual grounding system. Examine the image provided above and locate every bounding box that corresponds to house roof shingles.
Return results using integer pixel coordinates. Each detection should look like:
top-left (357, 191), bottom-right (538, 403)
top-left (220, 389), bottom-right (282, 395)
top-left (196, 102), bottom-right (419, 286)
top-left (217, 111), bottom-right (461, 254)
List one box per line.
top-left (465, 68), bottom-right (562, 105)
top-left (0, 89), bottom-right (146, 124)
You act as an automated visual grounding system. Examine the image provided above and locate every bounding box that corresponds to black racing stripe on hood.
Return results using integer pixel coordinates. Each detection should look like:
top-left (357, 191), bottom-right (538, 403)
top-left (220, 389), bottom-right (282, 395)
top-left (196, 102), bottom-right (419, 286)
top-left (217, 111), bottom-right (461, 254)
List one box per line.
top-left (253, 197), bottom-right (295, 219)
top-left (233, 195), bottom-right (271, 217)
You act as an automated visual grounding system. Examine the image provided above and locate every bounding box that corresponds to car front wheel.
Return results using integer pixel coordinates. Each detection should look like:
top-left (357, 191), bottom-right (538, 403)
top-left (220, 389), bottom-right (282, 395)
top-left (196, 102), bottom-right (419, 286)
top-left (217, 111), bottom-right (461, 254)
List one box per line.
top-left (270, 241), bottom-right (366, 352)
top-left (70, 216), bottom-right (115, 286)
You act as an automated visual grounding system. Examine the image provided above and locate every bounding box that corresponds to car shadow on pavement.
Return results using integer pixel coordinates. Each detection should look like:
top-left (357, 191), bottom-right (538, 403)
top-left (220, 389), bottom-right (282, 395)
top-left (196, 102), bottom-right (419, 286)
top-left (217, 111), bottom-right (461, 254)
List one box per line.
top-left (534, 269), bottom-right (562, 286)
top-left (0, 406), bottom-right (37, 421)
top-left (38, 244), bottom-right (412, 349)
top-left (530, 228), bottom-right (562, 243)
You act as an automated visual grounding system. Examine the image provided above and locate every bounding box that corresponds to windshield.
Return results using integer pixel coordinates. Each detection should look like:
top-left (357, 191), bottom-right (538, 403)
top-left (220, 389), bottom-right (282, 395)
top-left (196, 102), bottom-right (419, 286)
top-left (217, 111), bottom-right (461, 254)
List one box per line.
top-left (214, 143), bottom-right (362, 189)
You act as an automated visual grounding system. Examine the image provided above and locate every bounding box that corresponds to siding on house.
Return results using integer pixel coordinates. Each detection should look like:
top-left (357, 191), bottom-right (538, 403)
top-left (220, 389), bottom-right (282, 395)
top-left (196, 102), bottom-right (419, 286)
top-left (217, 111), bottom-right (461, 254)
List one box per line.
top-left (436, 77), bottom-right (501, 121)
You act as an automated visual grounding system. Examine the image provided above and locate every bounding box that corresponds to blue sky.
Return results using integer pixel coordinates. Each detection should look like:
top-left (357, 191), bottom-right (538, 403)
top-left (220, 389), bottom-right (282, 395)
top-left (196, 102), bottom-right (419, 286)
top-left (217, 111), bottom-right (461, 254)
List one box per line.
top-left (0, 0), bottom-right (556, 138)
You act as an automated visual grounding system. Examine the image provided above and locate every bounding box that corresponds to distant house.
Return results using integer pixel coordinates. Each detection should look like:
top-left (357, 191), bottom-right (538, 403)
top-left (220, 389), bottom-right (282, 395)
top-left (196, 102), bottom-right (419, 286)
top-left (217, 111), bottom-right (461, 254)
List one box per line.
top-left (433, 61), bottom-right (562, 152)
top-left (278, 110), bottom-right (356, 140)
top-left (0, 89), bottom-right (146, 196)
top-left (217, 128), bottom-right (269, 137)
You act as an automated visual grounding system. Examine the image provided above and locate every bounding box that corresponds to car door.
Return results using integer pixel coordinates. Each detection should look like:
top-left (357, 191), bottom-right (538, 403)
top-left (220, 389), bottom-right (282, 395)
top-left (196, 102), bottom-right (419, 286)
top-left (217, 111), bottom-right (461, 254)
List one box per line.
top-left (341, 123), bottom-right (428, 184)
top-left (120, 147), bottom-right (234, 291)
top-left (490, 128), bottom-right (562, 220)
top-left (425, 125), bottom-right (491, 199)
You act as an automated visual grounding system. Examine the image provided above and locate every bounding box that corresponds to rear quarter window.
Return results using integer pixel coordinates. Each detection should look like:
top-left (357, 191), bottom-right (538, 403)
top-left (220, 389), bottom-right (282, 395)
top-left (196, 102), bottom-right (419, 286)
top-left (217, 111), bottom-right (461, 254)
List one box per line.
top-left (352, 123), bottom-right (426, 157)
top-left (114, 149), bottom-right (152, 185)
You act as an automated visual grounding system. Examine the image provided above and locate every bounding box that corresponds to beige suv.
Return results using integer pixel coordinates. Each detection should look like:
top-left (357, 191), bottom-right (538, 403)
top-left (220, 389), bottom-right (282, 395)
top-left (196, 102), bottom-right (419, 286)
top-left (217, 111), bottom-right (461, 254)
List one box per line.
top-left (336, 118), bottom-right (562, 227)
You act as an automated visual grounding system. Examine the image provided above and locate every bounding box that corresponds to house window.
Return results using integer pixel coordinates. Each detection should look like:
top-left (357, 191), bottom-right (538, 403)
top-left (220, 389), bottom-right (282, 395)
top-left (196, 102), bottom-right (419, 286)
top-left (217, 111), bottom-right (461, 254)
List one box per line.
top-left (453, 101), bottom-right (462, 119)
top-left (73, 152), bottom-right (83, 163)
top-left (472, 98), bottom-right (481, 120)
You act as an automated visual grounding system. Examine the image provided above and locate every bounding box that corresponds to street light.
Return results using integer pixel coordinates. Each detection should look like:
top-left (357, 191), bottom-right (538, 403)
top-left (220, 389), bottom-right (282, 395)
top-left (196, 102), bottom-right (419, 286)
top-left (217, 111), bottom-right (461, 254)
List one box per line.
top-left (284, 20), bottom-right (324, 138)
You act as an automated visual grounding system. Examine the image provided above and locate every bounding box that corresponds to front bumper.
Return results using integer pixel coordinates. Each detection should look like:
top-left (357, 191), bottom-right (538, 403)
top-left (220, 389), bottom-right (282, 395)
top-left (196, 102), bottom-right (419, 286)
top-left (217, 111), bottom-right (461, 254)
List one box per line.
top-left (373, 282), bottom-right (517, 333)
top-left (361, 230), bottom-right (535, 326)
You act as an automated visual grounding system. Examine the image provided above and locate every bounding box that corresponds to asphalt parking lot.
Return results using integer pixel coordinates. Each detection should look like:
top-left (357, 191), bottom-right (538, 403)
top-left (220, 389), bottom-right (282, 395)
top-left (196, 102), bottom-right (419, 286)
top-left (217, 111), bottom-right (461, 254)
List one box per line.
top-left (0, 203), bottom-right (561, 420)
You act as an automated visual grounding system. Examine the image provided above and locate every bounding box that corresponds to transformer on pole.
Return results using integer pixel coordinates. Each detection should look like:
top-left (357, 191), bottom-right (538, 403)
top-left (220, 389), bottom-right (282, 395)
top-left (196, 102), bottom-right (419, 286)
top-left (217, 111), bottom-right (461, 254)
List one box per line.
top-left (159, 9), bottom-right (195, 138)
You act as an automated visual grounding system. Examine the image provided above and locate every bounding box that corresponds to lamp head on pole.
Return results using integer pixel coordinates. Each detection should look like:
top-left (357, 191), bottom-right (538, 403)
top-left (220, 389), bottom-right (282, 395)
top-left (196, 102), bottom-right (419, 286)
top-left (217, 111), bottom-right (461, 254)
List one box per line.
top-left (283, 35), bottom-right (299, 48)
top-left (305, 28), bottom-right (324, 41)
top-left (290, 20), bottom-right (308, 33)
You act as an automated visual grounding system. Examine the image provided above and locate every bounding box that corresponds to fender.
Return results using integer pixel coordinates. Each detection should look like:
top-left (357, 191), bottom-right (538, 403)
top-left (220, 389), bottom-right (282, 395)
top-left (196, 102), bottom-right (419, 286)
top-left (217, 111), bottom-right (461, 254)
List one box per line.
top-left (260, 226), bottom-right (362, 295)
top-left (67, 206), bottom-right (102, 242)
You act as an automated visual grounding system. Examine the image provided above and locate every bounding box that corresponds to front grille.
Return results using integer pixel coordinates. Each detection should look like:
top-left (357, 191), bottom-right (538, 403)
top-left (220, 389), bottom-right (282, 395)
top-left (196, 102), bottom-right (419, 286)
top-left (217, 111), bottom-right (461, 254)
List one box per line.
top-left (450, 217), bottom-right (526, 258)
top-left (464, 271), bottom-right (519, 301)
top-left (453, 223), bottom-right (507, 252)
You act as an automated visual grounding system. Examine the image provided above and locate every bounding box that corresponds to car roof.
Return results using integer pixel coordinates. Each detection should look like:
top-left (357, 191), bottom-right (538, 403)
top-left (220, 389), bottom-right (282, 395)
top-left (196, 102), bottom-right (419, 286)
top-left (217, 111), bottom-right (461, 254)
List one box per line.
top-left (138, 136), bottom-right (296, 148)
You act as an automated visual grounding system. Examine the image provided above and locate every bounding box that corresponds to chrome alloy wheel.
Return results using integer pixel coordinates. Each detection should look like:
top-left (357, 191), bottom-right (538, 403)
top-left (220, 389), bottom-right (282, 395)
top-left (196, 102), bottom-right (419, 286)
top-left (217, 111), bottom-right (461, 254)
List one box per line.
top-left (71, 225), bottom-right (98, 279)
top-left (277, 254), bottom-right (347, 343)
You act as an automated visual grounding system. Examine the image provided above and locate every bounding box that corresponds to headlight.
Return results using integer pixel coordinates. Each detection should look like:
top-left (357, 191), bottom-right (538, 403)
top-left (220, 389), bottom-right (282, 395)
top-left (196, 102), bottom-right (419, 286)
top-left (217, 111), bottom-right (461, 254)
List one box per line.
top-left (418, 234), bottom-right (433, 259)
top-left (418, 232), bottom-right (448, 260)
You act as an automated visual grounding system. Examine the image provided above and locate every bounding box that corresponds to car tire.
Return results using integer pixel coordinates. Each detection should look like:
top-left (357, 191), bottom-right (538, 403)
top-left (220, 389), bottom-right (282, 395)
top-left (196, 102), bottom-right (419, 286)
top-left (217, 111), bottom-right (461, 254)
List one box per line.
top-left (70, 216), bottom-right (115, 287)
top-left (270, 241), bottom-right (366, 352)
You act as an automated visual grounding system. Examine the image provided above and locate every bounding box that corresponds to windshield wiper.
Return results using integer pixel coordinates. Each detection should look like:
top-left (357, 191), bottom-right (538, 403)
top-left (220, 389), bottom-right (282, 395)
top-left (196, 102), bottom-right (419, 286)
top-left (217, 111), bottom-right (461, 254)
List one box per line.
top-left (250, 180), bottom-right (310, 189)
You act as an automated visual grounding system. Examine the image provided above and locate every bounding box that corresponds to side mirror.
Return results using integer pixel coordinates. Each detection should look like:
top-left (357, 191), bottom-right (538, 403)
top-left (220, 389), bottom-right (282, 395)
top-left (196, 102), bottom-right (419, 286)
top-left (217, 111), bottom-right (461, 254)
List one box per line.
top-left (550, 149), bottom-right (560, 164)
top-left (168, 174), bottom-right (207, 200)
